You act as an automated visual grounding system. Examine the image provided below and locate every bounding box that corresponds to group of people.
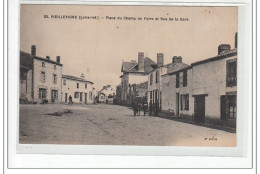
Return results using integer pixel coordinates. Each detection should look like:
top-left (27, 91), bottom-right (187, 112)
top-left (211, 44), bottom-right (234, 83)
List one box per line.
top-left (132, 100), bottom-right (160, 117)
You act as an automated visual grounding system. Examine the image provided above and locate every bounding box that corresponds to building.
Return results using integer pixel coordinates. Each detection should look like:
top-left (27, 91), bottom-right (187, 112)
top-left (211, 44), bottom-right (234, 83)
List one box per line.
top-left (97, 85), bottom-right (116, 103)
top-left (20, 45), bottom-right (63, 104)
top-left (147, 54), bottom-right (189, 113)
top-left (120, 52), bottom-right (157, 106)
top-left (62, 74), bottom-right (95, 104)
top-left (161, 34), bottom-right (237, 122)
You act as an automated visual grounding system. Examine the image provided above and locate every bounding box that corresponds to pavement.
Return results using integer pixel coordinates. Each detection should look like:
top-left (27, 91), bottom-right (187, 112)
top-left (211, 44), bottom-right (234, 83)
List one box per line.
top-left (19, 103), bottom-right (236, 146)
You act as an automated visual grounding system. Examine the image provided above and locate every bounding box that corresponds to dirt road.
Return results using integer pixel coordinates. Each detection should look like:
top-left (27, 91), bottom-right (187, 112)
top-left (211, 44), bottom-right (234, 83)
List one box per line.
top-left (19, 104), bottom-right (236, 146)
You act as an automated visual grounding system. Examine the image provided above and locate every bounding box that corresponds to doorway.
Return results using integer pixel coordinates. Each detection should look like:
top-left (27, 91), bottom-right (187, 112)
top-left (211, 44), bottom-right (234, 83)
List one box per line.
top-left (221, 95), bottom-right (236, 120)
top-left (80, 92), bottom-right (82, 102)
top-left (176, 93), bottom-right (179, 116)
top-left (65, 93), bottom-right (68, 103)
top-left (194, 95), bottom-right (206, 122)
top-left (85, 93), bottom-right (87, 103)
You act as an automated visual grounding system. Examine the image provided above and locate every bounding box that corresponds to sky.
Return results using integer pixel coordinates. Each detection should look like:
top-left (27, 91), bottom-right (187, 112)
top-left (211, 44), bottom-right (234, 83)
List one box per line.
top-left (20, 5), bottom-right (237, 91)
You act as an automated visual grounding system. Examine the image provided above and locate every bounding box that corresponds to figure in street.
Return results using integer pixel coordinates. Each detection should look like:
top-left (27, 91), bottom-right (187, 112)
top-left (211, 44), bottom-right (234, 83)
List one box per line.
top-left (68, 95), bottom-right (73, 105)
top-left (143, 100), bottom-right (148, 116)
top-left (149, 102), bottom-right (153, 116)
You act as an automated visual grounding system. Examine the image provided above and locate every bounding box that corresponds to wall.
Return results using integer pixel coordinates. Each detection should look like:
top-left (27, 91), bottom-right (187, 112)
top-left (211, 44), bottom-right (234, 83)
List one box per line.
top-left (161, 69), bottom-right (193, 116)
top-left (192, 55), bottom-right (237, 119)
top-left (20, 69), bottom-right (32, 101)
top-left (62, 78), bottom-right (94, 104)
top-left (101, 86), bottom-right (116, 97)
top-left (33, 59), bottom-right (62, 103)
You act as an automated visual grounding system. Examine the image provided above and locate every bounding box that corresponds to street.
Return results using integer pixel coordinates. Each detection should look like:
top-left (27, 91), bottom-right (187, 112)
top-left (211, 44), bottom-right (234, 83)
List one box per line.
top-left (19, 104), bottom-right (236, 146)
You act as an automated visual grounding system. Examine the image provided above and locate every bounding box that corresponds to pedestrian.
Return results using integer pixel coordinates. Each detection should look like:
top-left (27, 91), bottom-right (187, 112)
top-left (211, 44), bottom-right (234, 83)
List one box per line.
top-left (132, 101), bottom-right (137, 116)
top-left (155, 100), bottom-right (159, 116)
top-left (68, 95), bottom-right (73, 105)
top-left (149, 102), bottom-right (153, 116)
top-left (143, 100), bottom-right (148, 116)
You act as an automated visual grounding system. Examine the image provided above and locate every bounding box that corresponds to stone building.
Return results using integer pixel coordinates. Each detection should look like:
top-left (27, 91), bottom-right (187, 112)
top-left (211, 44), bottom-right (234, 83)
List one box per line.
top-left (97, 85), bottom-right (116, 103)
top-left (62, 74), bottom-right (95, 104)
top-left (147, 53), bottom-right (189, 113)
top-left (161, 34), bottom-right (237, 121)
top-left (120, 52), bottom-right (157, 106)
top-left (20, 45), bottom-right (63, 104)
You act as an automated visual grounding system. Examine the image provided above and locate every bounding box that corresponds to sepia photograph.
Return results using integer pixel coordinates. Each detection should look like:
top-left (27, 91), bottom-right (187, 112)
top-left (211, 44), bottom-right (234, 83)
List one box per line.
top-left (19, 5), bottom-right (238, 147)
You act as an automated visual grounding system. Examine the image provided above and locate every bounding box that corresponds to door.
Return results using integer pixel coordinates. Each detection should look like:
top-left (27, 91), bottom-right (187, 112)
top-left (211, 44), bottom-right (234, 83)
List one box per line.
top-left (85, 93), bottom-right (87, 103)
top-left (220, 95), bottom-right (228, 120)
top-left (65, 93), bottom-right (68, 103)
top-left (80, 92), bottom-right (82, 102)
top-left (176, 93), bottom-right (179, 116)
top-left (194, 95), bottom-right (206, 122)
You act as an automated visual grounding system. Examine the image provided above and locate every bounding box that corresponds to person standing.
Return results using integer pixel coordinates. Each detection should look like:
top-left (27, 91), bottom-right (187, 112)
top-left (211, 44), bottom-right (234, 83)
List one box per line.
top-left (155, 100), bottom-right (159, 116)
top-left (149, 101), bottom-right (153, 116)
top-left (68, 95), bottom-right (73, 105)
top-left (143, 100), bottom-right (148, 116)
top-left (132, 101), bottom-right (137, 116)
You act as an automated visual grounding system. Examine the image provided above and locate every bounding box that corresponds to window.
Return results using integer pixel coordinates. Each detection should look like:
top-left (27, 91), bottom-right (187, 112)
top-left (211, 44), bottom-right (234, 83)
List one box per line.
top-left (100, 95), bottom-right (104, 99)
top-left (40, 71), bottom-right (45, 83)
top-left (54, 65), bottom-right (56, 70)
top-left (156, 70), bottom-right (159, 83)
top-left (63, 79), bottom-right (66, 85)
top-left (85, 83), bottom-right (87, 89)
top-left (74, 92), bottom-right (79, 98)
top-left (176, 73), bottom-right (180, 88)
top-left (42, 62), bottom-right (45, 67)
top-left (77, 83), bottom-right (79, 88)
top-left (226, 60), bottom-right (237, 87)
top-left (53, 74), bottom-right (57, 84)
top-left (51, 90), bottom-right (58, 99)
top-left (39, 88), bottom-right (47, 99)
top-left (150, 73), bottom-right (153, 85)
top-left (181, 94), bottom-right (189, 111)
top-left (183, 70), bottom-right (187, 87)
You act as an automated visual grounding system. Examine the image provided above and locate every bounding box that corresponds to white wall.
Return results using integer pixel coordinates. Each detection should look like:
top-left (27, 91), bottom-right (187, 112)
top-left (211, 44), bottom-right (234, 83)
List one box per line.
top-left (192, 55), bottom-right (237, 119)
top-left (62, 78), bottom-right (94, 104)
top-left (33, 59), bottom-right (62, 103)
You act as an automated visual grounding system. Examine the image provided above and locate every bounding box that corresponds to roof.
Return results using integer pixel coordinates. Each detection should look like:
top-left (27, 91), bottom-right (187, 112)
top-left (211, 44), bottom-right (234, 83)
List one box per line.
top-left (34, 56), bottom-right (63, 66)
top-left (20, 51), bottom-right (33, 69)
top-left (191, 49), bottom-right (237, 67)
top-left (121, 57), bottom-right (157, 74)
top-left (20, 51), bottom-right (63, 66)
top-left (162, 49), bottom-right (237, 77)
top-left (136, 81), bottom-right (148, 89)
top-left (62, 75), bottom-right (94, 84)
top-left (100, 85), bottom-right (114, 91)
top-left (164, 62), bottom-right (190, 74)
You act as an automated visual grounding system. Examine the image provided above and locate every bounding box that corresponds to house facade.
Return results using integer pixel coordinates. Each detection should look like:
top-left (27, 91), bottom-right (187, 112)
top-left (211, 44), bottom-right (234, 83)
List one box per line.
top-left (120, 52), bottom-right (157, 106)
top-left (62, 74), bottom-right (94, 104)
top-left (161, 43), bottom-right (237, 121)
top-left (20, 45), bottom-right (63, 104)
top-left (147, 54), bottom-right (189, 113)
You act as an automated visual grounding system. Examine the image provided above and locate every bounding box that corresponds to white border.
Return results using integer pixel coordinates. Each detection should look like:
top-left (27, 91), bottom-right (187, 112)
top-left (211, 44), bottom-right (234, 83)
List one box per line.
top-left (6, 0), bottom-right (254, 169)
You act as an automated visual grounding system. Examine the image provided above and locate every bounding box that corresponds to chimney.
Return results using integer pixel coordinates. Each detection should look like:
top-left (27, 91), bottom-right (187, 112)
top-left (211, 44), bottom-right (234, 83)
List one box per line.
top-left (80, 73), bottom-right (85, 79)
top-left (46, 56), bottom-right (50, 60)
top-left (56, 56), bottom-right (60, 63)
top-left (172, 56), bottom-right (183, 63)
top-left (218, 44), bottom-right (231, 54)
top-left (138, 52), bottom-right (144, 71)
top-left (31, 45), bottom-right (36, 56)
top-left (157, 53), bottom-right (164, 67)
top-left (235, 32), bottom-right (238, 49)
